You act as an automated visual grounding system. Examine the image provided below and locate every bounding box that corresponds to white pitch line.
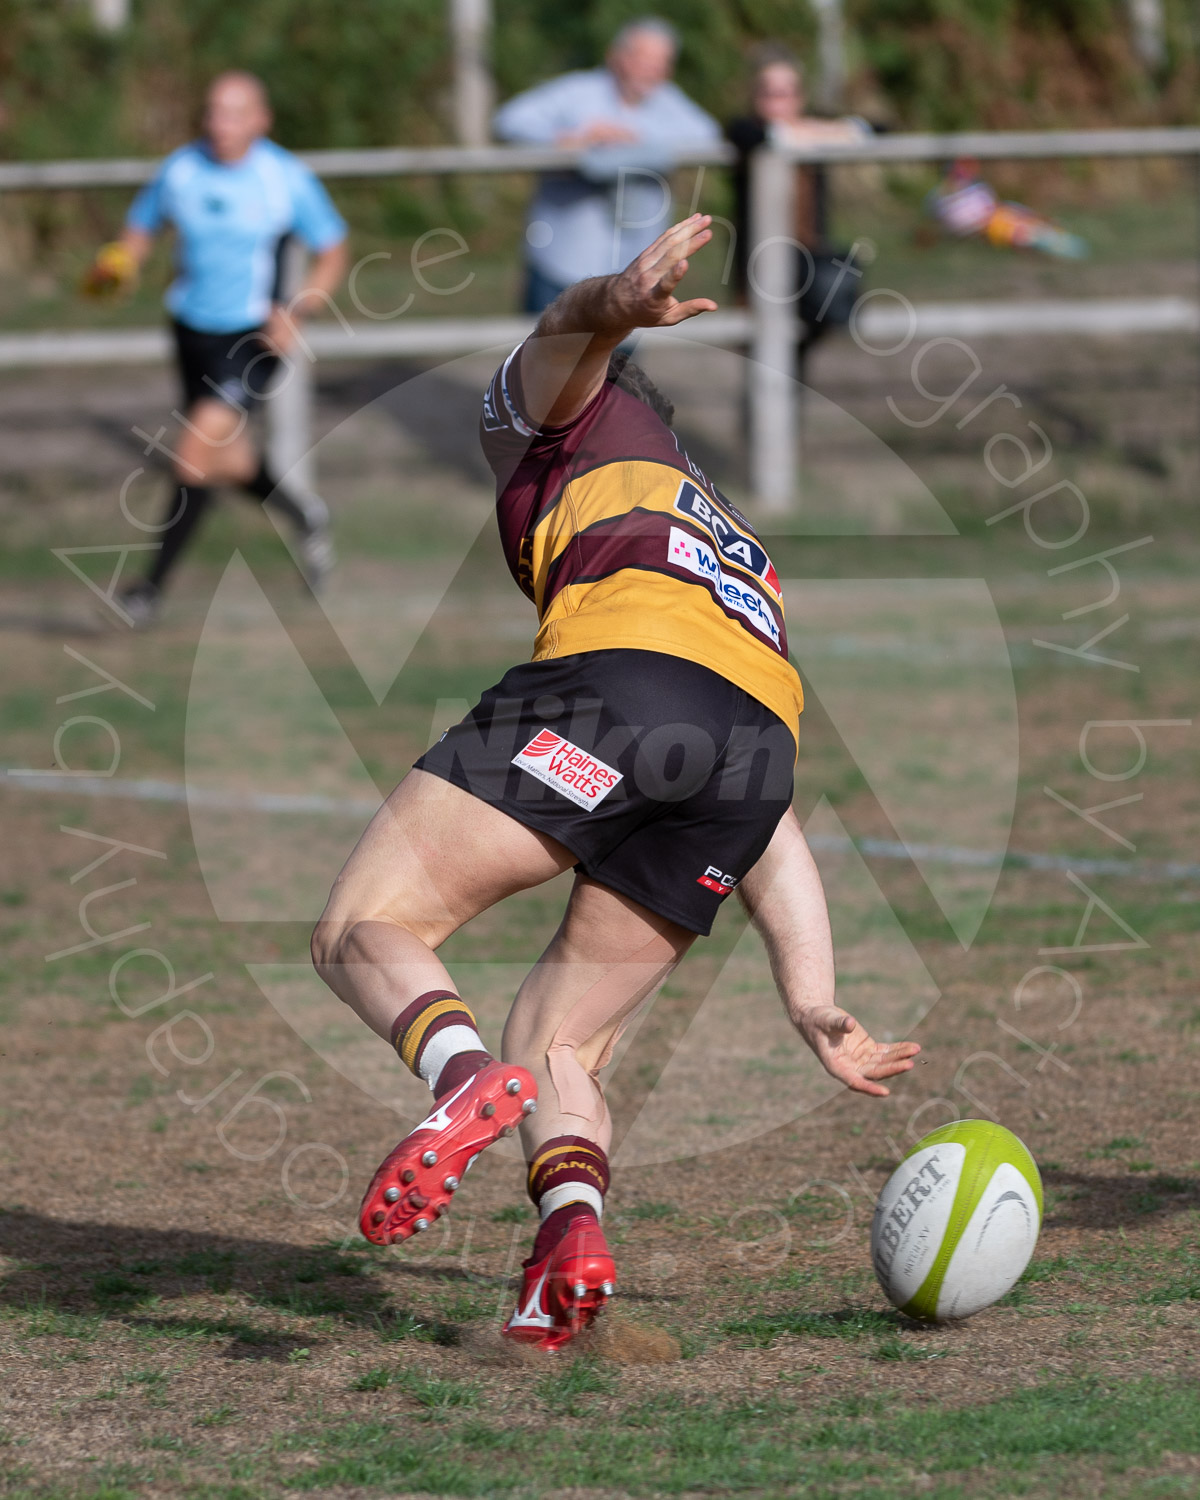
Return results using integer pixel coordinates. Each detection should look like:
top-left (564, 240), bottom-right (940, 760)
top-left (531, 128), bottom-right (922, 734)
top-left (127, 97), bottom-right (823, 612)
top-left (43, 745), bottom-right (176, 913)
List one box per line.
top-left (2, 769), bottom-right (380, 819)
top-left (4, 768), bottom-right (1196, 885)
top-left (805, 834), bottom-right (1198, 882)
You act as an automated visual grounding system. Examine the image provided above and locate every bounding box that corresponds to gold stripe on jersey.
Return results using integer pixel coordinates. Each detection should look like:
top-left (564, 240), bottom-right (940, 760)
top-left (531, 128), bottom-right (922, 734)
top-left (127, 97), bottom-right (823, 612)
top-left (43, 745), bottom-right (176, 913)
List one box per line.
top-left (533, 574), bottom-right (803, 742)
top-left (527, 460), bottom-right (778, 609)
top-left (523, 459), bottom-right (803, 742)
top-left (570, 462), bottom-right (767, 573)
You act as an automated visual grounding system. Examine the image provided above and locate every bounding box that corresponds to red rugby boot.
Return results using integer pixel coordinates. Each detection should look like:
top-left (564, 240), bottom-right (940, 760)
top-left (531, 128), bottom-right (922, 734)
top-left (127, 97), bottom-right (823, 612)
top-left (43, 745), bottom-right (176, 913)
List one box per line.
top-left (502, 1215), bottom-right (615, 1350)
top-left (360, 1062), bottom-right (536, 1246)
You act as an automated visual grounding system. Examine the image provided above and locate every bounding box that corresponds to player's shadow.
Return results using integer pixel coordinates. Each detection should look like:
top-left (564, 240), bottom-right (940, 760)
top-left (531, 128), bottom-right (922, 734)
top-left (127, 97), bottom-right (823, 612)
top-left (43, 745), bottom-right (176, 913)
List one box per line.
top-left (1040, 1166), bottom-right (1200, 1230)
top-left (0, 1207), bottom-right (518, 1359)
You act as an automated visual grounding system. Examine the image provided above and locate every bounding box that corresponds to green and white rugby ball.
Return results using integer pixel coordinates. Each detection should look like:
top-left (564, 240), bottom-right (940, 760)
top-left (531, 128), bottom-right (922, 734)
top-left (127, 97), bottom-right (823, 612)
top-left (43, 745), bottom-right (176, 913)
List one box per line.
top-left (870, 1120), bottom-right (1043, 1321)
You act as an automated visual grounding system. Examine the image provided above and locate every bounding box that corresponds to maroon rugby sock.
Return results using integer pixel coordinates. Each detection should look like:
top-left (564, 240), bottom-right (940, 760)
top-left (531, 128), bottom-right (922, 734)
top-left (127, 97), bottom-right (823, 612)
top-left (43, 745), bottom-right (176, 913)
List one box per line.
top-left (390, 990), bottom-right (492, 1098)
top-left (525, 1134), bottom-right (611, 1266)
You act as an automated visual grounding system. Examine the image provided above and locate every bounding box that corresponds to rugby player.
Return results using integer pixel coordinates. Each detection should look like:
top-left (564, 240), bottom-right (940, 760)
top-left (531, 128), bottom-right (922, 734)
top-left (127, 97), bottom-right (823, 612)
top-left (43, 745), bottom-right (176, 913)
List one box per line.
top-left (86, 72), bottom-right (348, 625)
top-left (311, 214), bottom-right (919, 1349)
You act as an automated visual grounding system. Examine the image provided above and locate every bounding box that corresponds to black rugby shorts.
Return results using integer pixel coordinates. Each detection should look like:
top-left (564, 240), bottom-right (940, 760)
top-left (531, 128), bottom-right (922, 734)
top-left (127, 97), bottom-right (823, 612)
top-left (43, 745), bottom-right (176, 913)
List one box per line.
top-left (172, 319), bottom-right (278, 410)
top-left (414, 648), bottom-right (796, 935)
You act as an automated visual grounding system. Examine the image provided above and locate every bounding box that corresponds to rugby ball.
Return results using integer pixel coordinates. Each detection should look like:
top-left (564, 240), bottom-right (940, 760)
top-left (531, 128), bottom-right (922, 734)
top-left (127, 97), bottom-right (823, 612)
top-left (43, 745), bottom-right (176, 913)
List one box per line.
top-left (870, 1120), bottom-right (1042, 1321)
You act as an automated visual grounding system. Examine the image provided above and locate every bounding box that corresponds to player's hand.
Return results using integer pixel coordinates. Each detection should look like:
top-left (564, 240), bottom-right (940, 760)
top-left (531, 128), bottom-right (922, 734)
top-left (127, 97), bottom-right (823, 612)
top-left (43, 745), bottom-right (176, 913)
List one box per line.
top-left (793, 1004), bottom-right (920, 1098)
top-left (610, 213), bottom-right (718, 330)
top-left (262, 304), bottom-right (299, 355)
top-left (81, 241), bottom-right (138, 300)
top-left (558, 121), bottom-right (640, 148)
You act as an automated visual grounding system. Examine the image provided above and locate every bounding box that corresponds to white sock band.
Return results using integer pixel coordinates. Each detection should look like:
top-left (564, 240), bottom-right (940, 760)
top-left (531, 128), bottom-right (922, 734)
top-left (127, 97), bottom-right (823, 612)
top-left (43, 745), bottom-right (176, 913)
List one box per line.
top-left (538, 1181), bottom-right (604, 1221)
top-left (418, 1024), bottom-right (486, 1091)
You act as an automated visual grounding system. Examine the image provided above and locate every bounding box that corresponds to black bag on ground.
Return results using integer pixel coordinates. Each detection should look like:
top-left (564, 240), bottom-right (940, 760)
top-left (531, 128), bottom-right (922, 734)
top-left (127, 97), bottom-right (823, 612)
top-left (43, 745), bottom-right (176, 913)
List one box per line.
top-left (798, 246), bottom-right (864, 332)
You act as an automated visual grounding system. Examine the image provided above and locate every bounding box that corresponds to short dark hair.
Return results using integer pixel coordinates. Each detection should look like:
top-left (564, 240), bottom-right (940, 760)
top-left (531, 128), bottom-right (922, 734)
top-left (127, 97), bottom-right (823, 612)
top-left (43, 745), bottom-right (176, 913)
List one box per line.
top-left (607, 350), bottom-right (674, 427)
top-left (748, 42), bottom-right (803, 80)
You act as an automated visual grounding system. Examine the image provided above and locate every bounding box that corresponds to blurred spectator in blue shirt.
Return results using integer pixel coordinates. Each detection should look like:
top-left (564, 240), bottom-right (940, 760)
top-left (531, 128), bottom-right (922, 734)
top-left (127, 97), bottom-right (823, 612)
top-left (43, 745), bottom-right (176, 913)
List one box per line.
top-left (493, 18), bottom-right (720, 312)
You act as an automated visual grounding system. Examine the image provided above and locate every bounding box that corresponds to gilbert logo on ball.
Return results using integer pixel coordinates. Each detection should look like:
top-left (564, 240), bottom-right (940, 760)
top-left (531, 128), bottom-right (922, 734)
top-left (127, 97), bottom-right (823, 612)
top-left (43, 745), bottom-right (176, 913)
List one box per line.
top-left (871, 1121), bottom-right (1042, 1322)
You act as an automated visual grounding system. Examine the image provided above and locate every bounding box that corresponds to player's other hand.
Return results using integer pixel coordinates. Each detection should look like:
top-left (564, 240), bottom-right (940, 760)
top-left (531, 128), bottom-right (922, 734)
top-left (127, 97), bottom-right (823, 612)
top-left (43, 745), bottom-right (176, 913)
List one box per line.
top-left (612, 213), bottom-right (718, 329)
top-left (262, 304), bottom-right (301, 356)
top-left (558, 120), bottom-right (640, 149)
top-left (794, 1003), bottom-right (920, 1098)
top-left (81, 241), bottom-right (138, 300)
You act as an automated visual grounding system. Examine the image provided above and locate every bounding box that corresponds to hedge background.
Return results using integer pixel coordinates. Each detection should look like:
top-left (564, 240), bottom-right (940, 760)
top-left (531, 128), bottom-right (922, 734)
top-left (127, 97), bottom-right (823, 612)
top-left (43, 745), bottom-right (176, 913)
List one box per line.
top-left (1, 0), bottom-right (1196, 163)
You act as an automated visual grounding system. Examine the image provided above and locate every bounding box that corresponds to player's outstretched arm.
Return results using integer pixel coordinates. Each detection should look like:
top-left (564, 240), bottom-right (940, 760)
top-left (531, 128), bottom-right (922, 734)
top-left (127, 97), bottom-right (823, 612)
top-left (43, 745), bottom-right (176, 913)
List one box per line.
top-left (738, 809), bottom-right (921, 1098)
top-left (518, 212), bottom-right (718, 427)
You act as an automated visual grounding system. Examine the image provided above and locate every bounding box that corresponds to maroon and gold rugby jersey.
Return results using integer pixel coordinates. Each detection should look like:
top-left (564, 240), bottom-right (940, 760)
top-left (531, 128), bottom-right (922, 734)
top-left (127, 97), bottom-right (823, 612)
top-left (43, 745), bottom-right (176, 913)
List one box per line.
top-left (479, 345), bottom-right (804, 740)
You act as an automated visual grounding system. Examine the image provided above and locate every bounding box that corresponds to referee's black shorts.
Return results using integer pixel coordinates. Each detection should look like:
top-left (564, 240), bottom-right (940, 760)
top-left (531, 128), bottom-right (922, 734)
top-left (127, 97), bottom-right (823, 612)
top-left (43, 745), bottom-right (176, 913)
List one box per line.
top-left (414, 648), bottom-right (796, 935)
top-left (172, 319), bottom-right (278, 410)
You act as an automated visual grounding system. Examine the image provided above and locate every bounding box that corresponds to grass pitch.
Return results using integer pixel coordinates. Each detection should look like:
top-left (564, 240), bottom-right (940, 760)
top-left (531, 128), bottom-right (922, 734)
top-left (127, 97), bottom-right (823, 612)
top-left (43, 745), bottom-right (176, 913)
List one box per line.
top-left (1, 239), bottom-right (1198, 1496)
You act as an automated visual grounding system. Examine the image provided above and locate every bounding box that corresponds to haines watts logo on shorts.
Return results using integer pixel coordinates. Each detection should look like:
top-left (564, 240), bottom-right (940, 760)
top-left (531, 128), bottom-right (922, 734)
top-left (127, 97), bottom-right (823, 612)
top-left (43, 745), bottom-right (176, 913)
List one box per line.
top-left (512, 728), bottom-right (623, 811)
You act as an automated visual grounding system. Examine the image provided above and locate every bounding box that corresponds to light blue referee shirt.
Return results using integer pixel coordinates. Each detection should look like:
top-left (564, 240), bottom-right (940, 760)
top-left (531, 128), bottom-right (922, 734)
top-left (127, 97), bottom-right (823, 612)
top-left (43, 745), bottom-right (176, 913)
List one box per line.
top-left (127, 138), bottom-right (347, 334)
top-left (493, 68), bottom-right (720, 286)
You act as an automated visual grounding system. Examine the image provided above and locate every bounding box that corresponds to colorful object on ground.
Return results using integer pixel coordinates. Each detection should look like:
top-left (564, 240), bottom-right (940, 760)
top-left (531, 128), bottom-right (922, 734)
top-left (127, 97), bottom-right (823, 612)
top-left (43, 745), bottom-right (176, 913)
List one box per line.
top-left (81, 240), bottom-right (139, 298)
top-left (928, 160), bottom-right (1088, 260)
top-left (871, 1119), bottom-right (1043, 1321)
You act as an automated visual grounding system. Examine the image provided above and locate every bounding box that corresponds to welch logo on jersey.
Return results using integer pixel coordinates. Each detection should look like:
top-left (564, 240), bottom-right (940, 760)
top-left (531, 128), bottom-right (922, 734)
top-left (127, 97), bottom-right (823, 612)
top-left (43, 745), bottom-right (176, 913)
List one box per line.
top-left (512, 729), bottom-right (623, 811)
top-left (673, 480), bottom-right (781, 598)
top-left (667, 528), bottom-right (781, 646)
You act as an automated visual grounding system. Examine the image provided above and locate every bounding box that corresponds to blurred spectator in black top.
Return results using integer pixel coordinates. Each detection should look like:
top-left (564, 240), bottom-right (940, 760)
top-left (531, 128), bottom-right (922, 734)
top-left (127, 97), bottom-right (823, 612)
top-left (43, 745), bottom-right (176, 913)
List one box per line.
top-left (726, 47), bottom-right (871, 366)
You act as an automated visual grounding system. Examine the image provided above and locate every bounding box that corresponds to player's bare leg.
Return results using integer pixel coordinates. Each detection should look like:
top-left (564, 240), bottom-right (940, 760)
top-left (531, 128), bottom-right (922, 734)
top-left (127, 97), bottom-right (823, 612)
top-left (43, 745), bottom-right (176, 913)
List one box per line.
top-left (503, 877), bottom-right (692, 1154)
top-left (119, 397), bottom-right (253, 625)
top-left (500, 878), bottom-right (694, 1347)
top-left (312, 769), bottom-right (578, 1243)
top-left (122, 395), bottom-right (332, 623)
top-left (313, 769), bottom-right (577, 1040)
top-left (311, 767), bottom-right (695, 1343)
top-left (177, 398), bottom-right (333, 589)
top-left (173, 396), bottom-right (259, 487)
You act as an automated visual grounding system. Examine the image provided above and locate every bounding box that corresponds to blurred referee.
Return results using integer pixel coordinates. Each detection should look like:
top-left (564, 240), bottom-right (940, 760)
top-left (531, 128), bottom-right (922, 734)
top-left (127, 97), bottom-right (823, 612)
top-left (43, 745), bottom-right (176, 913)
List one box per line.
top-left (86, 71), bottom-right (348, 626)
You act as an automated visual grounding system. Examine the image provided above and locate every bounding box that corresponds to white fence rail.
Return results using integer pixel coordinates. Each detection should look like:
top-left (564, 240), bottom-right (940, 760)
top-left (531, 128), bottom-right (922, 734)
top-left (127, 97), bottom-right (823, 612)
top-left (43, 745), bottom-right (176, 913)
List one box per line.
top-left (4, 299), bottom-right (1195, 375)
top-left (2, 129), bottom-right (1197, 509)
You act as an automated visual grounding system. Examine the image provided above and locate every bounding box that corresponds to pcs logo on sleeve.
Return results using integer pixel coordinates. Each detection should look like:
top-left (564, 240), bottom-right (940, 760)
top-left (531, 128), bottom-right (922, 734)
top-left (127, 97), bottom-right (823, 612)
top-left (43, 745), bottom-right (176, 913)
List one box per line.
top-left (673, 479), bottom-right (781, 598)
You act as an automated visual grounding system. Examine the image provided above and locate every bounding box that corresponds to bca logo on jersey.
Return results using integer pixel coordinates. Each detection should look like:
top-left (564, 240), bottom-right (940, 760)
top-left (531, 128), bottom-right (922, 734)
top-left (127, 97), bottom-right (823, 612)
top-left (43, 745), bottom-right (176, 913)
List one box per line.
top-left (673, 480), bottom-right (781, 598)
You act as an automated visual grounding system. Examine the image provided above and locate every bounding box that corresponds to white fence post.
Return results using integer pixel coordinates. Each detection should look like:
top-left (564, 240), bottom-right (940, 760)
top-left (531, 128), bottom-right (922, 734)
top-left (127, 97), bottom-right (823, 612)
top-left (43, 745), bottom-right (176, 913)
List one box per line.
top-left (1126, 0), bottom-right (1166, 72)
top-left (748, 144), bottom-right (798, 514)
top-left (451, 0), bottom-right (494, 148)
top-left (267, 239), bottom-right (315, 489)
top-left (809, 0), bottom-right (848, 113)
top-left (91, 0), bottom-right (129, 31)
